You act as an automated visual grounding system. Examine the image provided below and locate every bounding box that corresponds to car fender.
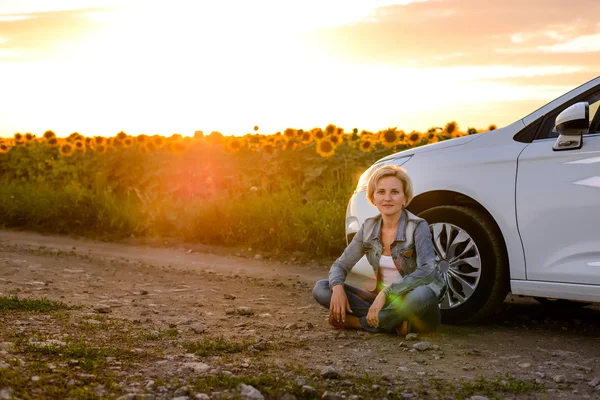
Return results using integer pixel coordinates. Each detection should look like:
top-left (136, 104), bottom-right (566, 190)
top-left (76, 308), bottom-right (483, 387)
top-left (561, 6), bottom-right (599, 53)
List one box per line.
top-left (403, 120), bottom-right (529, 281)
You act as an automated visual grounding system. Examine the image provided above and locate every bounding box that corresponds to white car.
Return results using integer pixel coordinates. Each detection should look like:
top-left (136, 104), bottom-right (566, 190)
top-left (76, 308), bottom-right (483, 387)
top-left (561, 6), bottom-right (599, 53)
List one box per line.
top-left (346, 76), bottom-right (600, 323)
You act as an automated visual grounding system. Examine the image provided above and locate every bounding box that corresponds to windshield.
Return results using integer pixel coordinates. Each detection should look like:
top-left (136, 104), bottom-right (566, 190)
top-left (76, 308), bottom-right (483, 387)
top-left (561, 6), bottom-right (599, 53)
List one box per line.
top-left (521, 76), bottom-right (600, 123)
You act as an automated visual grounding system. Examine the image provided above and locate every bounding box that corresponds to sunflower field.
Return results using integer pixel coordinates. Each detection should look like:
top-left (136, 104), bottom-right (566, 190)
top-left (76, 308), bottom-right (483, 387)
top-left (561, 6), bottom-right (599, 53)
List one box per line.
top-left (0, 122), bottom-right (494, 258)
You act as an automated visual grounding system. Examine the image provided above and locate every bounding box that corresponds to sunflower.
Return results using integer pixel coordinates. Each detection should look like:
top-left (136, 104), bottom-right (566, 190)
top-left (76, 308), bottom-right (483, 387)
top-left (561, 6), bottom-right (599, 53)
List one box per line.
top-left (359, 131), bottom-right (374, 144)
top-left (284, 139), bottom-right (298, 151)
top-left (300, 130), bottom-right (313, 143)
top-left (444, 121), bottom-right (458, 135)
top-left (262, 144), bottom-right (275, 155)
top-left (194, 130), bottom-right (204, 139)
top-left (325, 124), bottom-right (336, 135)
top-left (94, 144), bottom-right (107, 154)
top-left (136, 134), bottom-right (148, 143)
top-left (488, 124), bottom-right (497, 131)
top-left (248, 134), bottom-right (262, 146)
top-left (24, 133), bottom-right (35, 142)
top-left (43, 130), bottom-right (56, 140)
top-left (381, 128), bottom-right (399, 147)
top-left (116, 131), bottom-right (128, 141)
top-left (0, 143), bottom-right (9, 154)
top-left (47, 137), bottom-right (59, 147)
top-left (426, 132), bottom-right (439, 144)
top-left (94, 136), bottom-right (106, 146)
top-left (359, 139), bottom-right (374, 152)
top-left (112, 139), bottom-right (124, 149)
top-left (14, 132), bottom-right (24, 143)
top-left (123, 137), bottom-right (134, 148)
top-left (227, 137), bottom-right (242, 152)
top-left (284, 128), bottom-right (296, 139)
top-left (407, 131), bottom-right (421, 146)
top-left (398, 131), bottom-right (407, 143)
top-left (67, 132), bottom-right (84, 142)
top-left (329, 133), bottom-right (341, 145)
top-left (312, 128), bottom-right (325, 141)
top-left (136, 143), bottom-right (148, 153)
top-left (207, 131), bottom-right (223, 145)
top-left (170, 140), bottom-right (187, 154)
top-left (59, 143), bottom-right (74, 156)
top-left (73, 140), bottom-right (85, 152)
top-left (152, 135), bottom-right (166, 148)
top-left (146, 142), bottom-right (157, 152)
top-left (316, 139), bottom-right (335, 157)
top-left (85, 137), bottom-right (93, 146)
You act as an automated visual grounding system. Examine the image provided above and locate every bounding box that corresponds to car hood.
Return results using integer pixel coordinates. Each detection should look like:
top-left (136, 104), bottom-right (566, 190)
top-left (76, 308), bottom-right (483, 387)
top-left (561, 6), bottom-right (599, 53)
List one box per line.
top-left (376, 133), bottom-right (481, 163)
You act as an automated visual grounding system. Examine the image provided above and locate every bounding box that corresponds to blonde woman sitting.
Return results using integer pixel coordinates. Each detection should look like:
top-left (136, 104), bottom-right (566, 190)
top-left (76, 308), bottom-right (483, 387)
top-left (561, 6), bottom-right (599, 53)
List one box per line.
top-left (313, 165), bottom-right (446, 334)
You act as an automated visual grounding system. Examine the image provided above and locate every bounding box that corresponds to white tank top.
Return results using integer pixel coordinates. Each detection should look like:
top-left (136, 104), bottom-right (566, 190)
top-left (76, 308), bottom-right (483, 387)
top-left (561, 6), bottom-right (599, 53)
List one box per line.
top-left (379, 255), bottom-right (402, 287)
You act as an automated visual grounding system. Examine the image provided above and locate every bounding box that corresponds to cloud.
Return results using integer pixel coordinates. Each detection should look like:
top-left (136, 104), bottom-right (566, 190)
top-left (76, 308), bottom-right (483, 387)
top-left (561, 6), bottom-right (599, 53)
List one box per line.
top-left (0, 15), bottom-right (33, 22)
top-left (539, 33), bottom-right (600, 53)
top-left (0, 48), bottom-right (22, 58)
top-left (434, 52), bottom-right (465, 61)
top-left (304, 0), bottom-right (600, 72)
top-left (0, 8), bottom-right (109, 61)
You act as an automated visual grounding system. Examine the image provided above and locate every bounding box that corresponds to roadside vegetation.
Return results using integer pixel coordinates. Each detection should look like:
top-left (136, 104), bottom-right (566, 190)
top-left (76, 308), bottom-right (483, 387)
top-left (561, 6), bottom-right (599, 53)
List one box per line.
top-left (0, 122), bottom-right (494, 258)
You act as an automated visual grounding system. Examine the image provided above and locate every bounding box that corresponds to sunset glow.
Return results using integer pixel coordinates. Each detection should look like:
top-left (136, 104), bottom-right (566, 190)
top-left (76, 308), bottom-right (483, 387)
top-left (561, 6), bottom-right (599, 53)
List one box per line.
top-left (0, 0), bottom-right (598, 137)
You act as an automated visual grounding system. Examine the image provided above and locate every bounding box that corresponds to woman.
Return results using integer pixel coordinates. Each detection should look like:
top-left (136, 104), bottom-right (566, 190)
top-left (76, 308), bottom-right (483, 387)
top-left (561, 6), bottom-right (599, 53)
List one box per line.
top-left (313, 165), bottom-right (446, 334)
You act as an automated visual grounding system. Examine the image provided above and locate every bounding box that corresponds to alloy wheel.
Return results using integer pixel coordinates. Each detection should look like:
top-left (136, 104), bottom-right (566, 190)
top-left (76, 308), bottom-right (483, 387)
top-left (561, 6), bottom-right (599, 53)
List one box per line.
top-left (429, 222), bottom-right (482, 309)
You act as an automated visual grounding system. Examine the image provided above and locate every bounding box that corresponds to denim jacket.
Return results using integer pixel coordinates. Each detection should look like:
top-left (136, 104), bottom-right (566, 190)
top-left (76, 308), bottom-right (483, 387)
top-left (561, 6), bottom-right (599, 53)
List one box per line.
top-left (329, 210), bottom-right (447, 304)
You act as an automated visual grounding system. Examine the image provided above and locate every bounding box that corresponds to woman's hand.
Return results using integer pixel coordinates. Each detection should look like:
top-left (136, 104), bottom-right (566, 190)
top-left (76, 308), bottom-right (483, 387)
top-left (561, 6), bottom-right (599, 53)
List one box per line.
top-left (366, 291), bottom-right (386, 327)
top-left (330, 285), bottom-right (351, 323)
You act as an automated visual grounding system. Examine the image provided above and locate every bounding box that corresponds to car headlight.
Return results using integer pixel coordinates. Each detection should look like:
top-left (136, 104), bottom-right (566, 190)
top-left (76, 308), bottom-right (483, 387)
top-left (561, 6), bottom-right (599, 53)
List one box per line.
top-left (355, 155), bottom-right (412, 193)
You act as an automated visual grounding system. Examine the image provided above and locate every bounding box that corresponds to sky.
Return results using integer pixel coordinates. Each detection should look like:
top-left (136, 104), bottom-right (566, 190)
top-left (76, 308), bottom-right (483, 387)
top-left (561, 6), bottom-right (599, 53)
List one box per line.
top-left (0, 0), bottom-right (598, 138)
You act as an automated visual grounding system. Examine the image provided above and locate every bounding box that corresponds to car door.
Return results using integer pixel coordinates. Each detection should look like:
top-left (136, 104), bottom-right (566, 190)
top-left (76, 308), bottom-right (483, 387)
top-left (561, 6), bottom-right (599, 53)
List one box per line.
top-left (516, 90), bottom-right (600, 284)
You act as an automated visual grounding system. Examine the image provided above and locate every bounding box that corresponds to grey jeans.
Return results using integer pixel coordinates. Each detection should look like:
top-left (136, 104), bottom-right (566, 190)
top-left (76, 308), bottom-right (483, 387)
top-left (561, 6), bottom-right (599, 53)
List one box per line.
top-left (313, 279), bottom-right (441, 333)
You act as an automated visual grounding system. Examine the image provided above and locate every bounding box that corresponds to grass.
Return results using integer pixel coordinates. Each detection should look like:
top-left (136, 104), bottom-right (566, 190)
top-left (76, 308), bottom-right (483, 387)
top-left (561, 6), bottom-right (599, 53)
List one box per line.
top-left (187, 373), bottom-right (307, 399)
top-left (0, 167), bottom-right (355, 258)
top-left (0, 181), bottom-right (143, 240)
top-left (422, 374), bottom-right (545, 399)
top-left (20, 339), bottom-right (153, 371)
top-left (0, 296), bottom-right (68, 312)
top-left (182, 335), bottom-right (255, 356)
top-left (139, 327), bottom-right (179, 341)
top-left (0, 358), bottom-right (124, 399)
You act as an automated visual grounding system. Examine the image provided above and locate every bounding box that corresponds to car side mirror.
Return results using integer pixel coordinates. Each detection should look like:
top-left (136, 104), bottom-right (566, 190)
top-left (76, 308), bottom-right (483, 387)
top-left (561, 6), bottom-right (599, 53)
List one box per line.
top-left (552, 102), bottom-right (589, 151)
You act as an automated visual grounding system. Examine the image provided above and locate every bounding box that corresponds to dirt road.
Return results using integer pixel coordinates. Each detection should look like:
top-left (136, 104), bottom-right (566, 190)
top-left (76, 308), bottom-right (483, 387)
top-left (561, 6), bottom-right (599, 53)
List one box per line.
top-left (1, 230), bottom-right (600, 399)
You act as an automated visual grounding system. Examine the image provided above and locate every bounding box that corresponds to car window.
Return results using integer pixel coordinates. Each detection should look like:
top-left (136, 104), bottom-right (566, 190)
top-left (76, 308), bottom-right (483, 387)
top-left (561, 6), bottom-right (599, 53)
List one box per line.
top-left (540, 90), bottom-right (600, 139)
top-left (589, 101), bottom-right (600, 131)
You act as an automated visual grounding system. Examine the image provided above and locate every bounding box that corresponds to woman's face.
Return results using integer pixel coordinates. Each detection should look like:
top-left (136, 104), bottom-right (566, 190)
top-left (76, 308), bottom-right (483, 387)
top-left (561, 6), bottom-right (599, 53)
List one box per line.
top-left (373, 176), bottom-right (406, 218)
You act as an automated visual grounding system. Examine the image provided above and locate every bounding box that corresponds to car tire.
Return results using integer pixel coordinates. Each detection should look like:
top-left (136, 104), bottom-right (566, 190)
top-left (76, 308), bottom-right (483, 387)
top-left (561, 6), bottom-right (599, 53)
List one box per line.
top-left (533, 297), bottom-right (590, 308)
top-left (418, 205), bottom-right (509, 324)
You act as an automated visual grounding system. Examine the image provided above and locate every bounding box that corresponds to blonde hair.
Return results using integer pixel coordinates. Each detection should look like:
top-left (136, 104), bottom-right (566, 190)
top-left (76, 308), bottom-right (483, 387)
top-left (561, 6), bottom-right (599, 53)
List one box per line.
top-left (366, 164), bottom-right (413, 207)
